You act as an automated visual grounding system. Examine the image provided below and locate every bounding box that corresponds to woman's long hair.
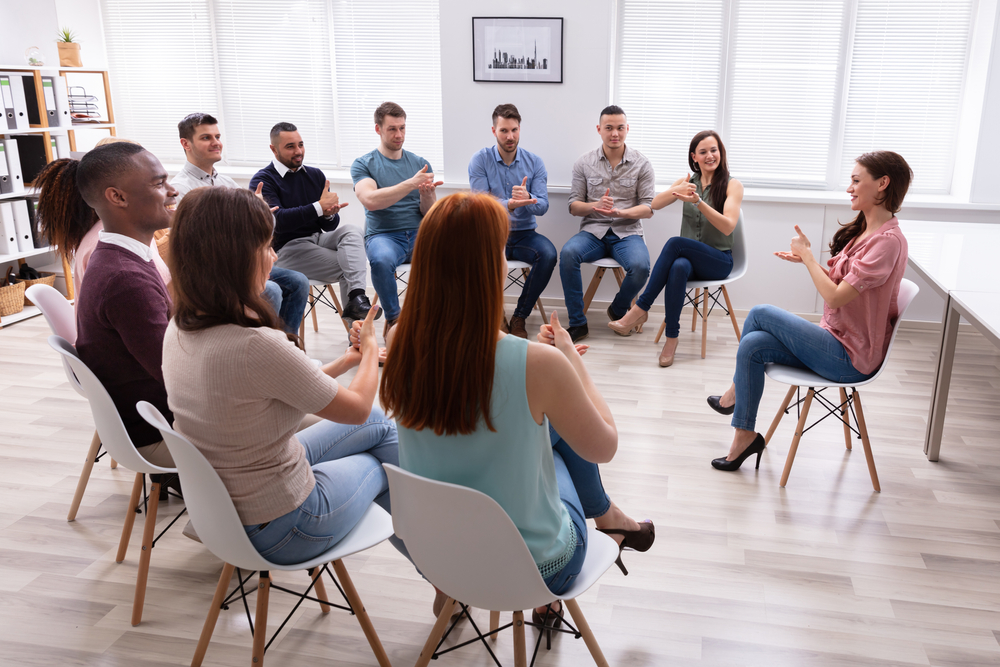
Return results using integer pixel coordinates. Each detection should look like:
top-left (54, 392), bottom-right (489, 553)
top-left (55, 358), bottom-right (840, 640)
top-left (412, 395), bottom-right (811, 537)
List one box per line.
top-left (34, 158), bottom-right (98, 262)
top-left (169, 187), bottom-right (281, 333)
top-left (688, 130), bottom-right (730, 213)
top-left (380, 192), bottom-right (509, 436)
top-left (830, 151), bottom-right (913, 256)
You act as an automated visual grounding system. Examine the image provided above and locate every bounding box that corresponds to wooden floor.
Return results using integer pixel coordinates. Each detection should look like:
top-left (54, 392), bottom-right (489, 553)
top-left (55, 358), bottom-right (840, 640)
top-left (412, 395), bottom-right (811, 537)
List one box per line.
top-left (1, 303), bottom-right (999, 667)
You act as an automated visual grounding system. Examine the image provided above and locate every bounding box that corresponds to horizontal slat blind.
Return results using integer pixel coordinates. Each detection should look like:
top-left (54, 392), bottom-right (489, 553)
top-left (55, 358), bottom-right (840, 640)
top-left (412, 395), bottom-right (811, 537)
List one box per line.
top-left (616, 0), bottom-right (726, 181)
top-left (102, 0), bottom-right (218, 161)
top-left (213, 0), bottom-right (337, 168)
top-left (331, 0), bottom-right (444, 171)
top-left (839, 0), bottom-right (974, 193)
top-left (726, 0), bottom-right (847, 187)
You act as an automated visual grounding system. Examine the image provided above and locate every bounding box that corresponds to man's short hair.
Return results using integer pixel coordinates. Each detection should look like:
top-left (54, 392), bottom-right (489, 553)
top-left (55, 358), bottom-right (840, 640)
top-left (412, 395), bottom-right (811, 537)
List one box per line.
top-left (76, 142), bottom-right (147, 207)
top-left (269, 122), bottom-right (298, 145)
top-left (178, 113), bottom-right (219, 142)
top-left (600, 105), bottom-right (626, 120)
top-left (492, 104), bottom-right (521, 126)
top-left (374, 102), bottom-right (406, 126)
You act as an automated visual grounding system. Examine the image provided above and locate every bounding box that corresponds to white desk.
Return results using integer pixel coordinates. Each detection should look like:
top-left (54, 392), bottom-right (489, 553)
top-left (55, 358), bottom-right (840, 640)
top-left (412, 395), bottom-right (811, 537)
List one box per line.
top-left (899, 220), bottom-right (1000, 461)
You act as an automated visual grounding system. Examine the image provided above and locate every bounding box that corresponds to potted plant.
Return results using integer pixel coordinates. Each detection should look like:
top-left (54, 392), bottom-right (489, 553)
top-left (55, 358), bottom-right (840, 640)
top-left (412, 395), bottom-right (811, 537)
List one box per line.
top-left (56, 28), bottom-right (82, 67)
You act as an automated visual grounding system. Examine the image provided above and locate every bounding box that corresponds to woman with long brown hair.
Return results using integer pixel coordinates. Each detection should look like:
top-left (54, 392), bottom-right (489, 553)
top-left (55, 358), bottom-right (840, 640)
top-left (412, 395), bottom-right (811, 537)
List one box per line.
top-left (382, 192), bottom-right (653, 624)
top-left (706, 151), bottom-right (912, 471)
top-left (161, 186), bottom-right (400, 565)
top-left (609, 130), bottom-right (744, 367)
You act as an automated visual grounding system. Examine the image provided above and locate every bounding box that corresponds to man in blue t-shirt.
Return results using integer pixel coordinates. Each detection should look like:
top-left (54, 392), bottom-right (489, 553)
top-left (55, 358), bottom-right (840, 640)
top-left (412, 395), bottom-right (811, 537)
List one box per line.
top-left (351, 102), bottom-right (442, 342)
top-left (468, 103), bottom-right (555, 339)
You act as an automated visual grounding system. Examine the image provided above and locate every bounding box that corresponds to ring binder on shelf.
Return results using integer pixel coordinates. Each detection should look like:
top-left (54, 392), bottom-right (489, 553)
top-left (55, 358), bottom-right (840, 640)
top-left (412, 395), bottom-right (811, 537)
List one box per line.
top-left (0, 202), bottom-right (17, 255)
top-left (53, 76), bottom-right (71, 127)
top-left (11, 199), bottom-right (34, 253)
top-left (2, 138), bottom-right (23, 193)
top-left (7, 74), bottom-right (29, 130)
top-left (41, 77), bottom-right (58, 122)
top-left (55, 134), bottom-right (70, 160)
top-left (1, 76), bottom-right (17, 130)
top-left (0, 143), bottom-right (11, 194)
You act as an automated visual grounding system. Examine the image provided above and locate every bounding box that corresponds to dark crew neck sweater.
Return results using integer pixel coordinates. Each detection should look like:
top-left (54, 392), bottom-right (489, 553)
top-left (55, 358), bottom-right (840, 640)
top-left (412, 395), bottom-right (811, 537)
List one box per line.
top-left (75, 242), bottom-right (174, 448)
top-left (249, 163), bottom-right (340, 251)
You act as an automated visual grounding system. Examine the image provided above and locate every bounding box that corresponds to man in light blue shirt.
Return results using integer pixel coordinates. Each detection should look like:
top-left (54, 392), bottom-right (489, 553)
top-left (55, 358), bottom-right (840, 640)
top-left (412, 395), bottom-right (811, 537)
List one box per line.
top-left (351, 101), bottom-right (442, 338)
top-left (468, 104), bottom-right (555, 338)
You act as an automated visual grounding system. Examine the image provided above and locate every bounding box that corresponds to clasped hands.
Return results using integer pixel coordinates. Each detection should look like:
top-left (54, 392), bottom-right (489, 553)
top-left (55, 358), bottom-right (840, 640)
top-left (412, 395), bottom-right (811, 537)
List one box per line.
top-left (536, 310), bottom-right (589, 357)
top-left (774, 225), bottom-right (814, 264)
top-left (411, 164), bottom-right (444, 196)
top-left (345, 306), bottom-right (387, 365)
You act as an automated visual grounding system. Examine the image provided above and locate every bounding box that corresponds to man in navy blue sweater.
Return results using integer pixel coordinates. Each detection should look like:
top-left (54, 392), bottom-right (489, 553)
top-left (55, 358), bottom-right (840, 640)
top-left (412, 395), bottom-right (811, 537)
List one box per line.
top-left (250, 122), bottom-right (375, 323)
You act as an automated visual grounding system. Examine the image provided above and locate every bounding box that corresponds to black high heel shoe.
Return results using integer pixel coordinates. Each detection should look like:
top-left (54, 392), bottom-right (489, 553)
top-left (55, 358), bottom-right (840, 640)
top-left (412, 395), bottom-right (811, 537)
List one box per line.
top-left (597, 520), bottom-right (655, 575)
top-left (531, 602), bottom-right (563, 650)
top-left (711, 433), bottom-right (765, 471)
top-left (707, 395), bottom-right (735, 416)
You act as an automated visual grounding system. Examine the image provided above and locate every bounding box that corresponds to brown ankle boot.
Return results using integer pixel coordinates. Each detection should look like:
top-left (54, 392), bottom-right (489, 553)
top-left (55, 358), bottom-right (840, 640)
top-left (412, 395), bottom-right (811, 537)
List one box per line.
top-left (509, 316), bottom-right (528, 338)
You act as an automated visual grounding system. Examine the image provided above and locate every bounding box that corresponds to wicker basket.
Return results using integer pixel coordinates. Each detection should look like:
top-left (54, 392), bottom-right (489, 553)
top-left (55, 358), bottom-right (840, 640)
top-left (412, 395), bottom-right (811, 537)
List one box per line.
top-left (21, 273), bottom-right (57, 306)
top-left (0, 281), bottom-right (26, 317)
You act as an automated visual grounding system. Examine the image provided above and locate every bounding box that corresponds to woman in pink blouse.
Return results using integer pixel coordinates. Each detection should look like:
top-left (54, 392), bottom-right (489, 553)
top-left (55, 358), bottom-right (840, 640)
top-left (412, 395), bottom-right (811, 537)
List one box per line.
top-left (706, 151), bottom-right (912, 471)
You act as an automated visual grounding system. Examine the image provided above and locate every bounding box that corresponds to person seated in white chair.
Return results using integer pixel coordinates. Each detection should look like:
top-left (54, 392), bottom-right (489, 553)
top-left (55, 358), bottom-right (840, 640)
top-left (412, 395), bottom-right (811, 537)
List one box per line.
top-left (380, 192), bottom-right (654, 624)
top-left (161, 186), bottom-right (401, 564)
top-left (609, 130), bottom-right (744, 367)
top-left (705, 151), bottom-right (912, 471)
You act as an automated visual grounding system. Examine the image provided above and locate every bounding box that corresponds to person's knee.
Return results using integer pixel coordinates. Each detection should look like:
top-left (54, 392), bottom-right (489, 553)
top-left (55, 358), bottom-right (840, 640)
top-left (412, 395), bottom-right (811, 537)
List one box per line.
top-left (559, 242), bottom-right (584, 269)
top-left (263, 281), bottom-right (282, 307)
top-left (628, 256), bottom-right (651, 281)
top-left (367, 249), bottom-right (397, 275)
top-left (745, 304), bottom-right (780, 329)
top-left (538, 239), bottom-right (558, 269)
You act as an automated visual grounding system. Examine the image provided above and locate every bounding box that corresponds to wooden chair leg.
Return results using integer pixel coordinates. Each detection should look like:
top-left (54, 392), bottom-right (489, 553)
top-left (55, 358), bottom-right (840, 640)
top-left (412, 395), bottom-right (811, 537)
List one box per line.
top-left (853, 390), bottom-right (881, 492)
top-left (116, 473), bottom-right (143, 563)
top-left (415, 596), bottom-right (456, 667)
top-left (131, 480), bottom-right (161, 626)
top-left (110, 457), bottom-right (118, 469)
top-left (780, 388), bottom-right (815, 487)
top-left (581, 267), bottom-right (605, 316)
top-left (765, 386), bottom-right (797, 445)
top-left (654, 321), bottom-right (666, 343)
top-left (490, 610), bottom-right (501, 642)
top-left (191, 562), bottom-right (235, 667)
top-left (329, 285), bottom-right (352, 334)
top-left (309, 567), bottom-right (331, 613)
top-left (612, 267), bottom-right (625, 288)
top-left (309, 286), bottom-right (319, 333)
top-left (332, 560), bottom-right (391, 667)
top-left (251, 572), bottom-right (270, 666)
top-left (721, 286), bottom-right (740, 341)
top-left (512, 610), bottom-right (527, 667)
top-left (67, 430), bottom-right (102, 521)
top-left (565, 598), bottom-right (609, 667)
top-left (701, 287), bottom-right (710, 359)
top-left (691, 288), bottom-right (701, 331)
top-left (839, 388), bottom-right (852, 450)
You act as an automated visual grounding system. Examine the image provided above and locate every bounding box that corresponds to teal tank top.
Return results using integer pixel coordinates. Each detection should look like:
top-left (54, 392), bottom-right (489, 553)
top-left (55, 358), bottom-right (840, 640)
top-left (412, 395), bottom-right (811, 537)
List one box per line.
top-left (398, 335), bottom-right (576, 576)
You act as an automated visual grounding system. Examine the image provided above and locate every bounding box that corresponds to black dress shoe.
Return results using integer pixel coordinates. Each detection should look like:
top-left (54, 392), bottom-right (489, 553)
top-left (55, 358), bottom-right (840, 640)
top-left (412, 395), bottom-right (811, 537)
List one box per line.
top-left (341, 294), bottom-right (381, 323)
top-left (711, 433), bottom-right (766, 471)
top-left (567, 323), bottom-right (589, 343)
top-left (707, 395), bottom-right (735, 415)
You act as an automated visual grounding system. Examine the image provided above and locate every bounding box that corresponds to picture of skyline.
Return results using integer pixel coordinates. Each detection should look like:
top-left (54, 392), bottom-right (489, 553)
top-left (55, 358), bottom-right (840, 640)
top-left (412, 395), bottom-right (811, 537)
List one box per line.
top-left (473, 18), bottom-right (563, 83)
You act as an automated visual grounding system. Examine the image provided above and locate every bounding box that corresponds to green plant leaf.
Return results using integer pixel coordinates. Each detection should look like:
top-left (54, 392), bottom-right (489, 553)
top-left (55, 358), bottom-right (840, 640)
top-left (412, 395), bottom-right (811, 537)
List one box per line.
top-left (57, 27), bottom-right (77, 43)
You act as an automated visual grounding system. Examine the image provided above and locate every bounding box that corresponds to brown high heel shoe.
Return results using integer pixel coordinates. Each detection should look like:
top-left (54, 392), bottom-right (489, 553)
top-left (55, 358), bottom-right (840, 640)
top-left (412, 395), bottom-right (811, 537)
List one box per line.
top-left (608, 310), bottom-right (648, 337)
top-left (597, 520), bottom-right (655, 575)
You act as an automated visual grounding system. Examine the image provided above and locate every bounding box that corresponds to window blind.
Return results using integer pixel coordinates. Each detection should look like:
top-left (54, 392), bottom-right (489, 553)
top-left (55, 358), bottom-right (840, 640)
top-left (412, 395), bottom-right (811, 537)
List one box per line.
top-left (725, 0), bottom-right (848, 187)
top-left (102, 0), bottom-right (218, 162)
top-left (615, 0), bottom-right (726, 181)
top-left (839, 0), bottom-right (974, 193)
top-left (330, 0), bottom-right (444, 172)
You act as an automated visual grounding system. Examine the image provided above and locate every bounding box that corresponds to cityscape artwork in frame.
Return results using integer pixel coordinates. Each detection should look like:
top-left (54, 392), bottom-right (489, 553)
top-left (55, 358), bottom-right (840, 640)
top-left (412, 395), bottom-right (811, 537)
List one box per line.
top-left (472, 17), bottom-right (563, 83)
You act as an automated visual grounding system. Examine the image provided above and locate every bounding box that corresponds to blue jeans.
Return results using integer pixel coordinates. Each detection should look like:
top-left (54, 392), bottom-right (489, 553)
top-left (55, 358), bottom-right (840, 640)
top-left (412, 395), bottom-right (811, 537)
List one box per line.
top-left (365, 230), bottom-right (417, 322)
top-left (507, 230), bottom-right (557, 319)
top-left (269, 266), bottom-right (309, 335)
top-left (732, 305), bottom-right (874, 431)
top-left (636, 237), bottom-right (733, 338)
top-left (244, 408), bottom-right (399, 566)
top-left (559, 230), bottom-right (651, 327)
top-left (544, 425), bottom-right (612, 596)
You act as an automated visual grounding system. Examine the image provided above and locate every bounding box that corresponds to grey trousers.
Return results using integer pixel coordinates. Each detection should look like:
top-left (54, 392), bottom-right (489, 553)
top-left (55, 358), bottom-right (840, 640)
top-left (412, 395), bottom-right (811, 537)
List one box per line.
top-left (275, 226), bottom-right (367, 306)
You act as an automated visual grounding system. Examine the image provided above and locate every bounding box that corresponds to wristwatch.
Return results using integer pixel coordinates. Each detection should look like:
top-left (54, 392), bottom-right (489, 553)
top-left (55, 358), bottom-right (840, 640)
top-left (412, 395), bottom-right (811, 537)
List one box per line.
top-left (693, 193), bottom-right (701, 206)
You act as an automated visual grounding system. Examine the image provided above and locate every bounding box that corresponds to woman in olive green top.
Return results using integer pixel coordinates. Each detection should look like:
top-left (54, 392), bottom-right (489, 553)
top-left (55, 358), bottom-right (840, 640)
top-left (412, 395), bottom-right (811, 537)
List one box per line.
top-left (609, 130), bottom-right (744, 366)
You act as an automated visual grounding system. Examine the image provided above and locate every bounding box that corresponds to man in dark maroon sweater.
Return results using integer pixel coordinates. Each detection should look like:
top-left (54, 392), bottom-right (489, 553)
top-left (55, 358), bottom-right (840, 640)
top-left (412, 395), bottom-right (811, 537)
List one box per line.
top-left (75, 142), bottom-right (178, 464)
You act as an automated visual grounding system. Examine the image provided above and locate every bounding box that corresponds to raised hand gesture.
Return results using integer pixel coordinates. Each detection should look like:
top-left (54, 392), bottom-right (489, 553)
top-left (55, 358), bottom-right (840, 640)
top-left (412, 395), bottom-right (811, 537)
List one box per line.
top-left (319, 179), bottom-right (348, 215)
top-left (788, 225), bottom-right (813, 262)
top-left (593, 188), bottom-right (621, 217)
top-left (412, 164), bottom-right (443, 195)
top-left (509, 176), bottom-right (538, 209)
top-left (254, 181), bottom-right (279, 213)
top-left (670, 174), bottom-right (697, 200)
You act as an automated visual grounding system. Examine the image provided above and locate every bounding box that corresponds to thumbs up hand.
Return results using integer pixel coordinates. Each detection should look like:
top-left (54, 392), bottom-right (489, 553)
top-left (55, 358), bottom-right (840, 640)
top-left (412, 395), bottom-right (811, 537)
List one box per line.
top-left (593, 187), bottom-right (621, 218)
top-left (509, 175), bottom-right (538, 209)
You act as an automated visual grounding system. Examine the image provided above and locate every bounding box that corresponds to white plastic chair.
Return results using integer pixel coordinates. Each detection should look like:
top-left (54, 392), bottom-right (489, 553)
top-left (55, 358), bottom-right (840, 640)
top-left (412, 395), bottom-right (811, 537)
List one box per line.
top-left (763, 279), bottom-right (919, 491)
top-left (48, 335), bottom-right (182, 626)
top-left (504, 259), bottom-right (547, 322)
top-left (137, 401), bottom-right (394, 667)
top-left (384, 464), bottom-right (618, 667)
top-left (27, 283), bottom-right (118, 521)
top-left (582, 256), bottom-right (644, 332)
top-left (298, 279), bottom-right (351, 353)
top-left (655, 209), bottom-right (748, 359)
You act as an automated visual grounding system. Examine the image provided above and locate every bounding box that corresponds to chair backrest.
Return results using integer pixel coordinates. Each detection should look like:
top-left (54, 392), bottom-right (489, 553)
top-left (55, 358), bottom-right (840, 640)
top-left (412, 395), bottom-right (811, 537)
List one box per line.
top-left (47, 335), bottom-right (173, 475)
top-left (729, 210), bottom-right (748, 280)
top-left (136, 401), bottom-right (273, 571)
top-left (383, 464), bottom-right (554, 612)
top-left (868, 278), bottom-right (919, 382)
top-left (28, 284), bottom-right (85, 396)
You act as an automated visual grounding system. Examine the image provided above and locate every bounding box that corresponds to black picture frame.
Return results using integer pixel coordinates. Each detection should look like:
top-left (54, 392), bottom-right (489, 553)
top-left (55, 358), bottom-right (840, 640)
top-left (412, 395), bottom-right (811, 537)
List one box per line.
top-left (472, 17), bottom-right (564, 84)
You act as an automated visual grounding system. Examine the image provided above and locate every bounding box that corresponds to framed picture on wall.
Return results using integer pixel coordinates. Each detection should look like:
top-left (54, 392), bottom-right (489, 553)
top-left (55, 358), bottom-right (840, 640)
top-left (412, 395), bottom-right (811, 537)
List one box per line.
top-left (472, 17), bottom-right (563, 84)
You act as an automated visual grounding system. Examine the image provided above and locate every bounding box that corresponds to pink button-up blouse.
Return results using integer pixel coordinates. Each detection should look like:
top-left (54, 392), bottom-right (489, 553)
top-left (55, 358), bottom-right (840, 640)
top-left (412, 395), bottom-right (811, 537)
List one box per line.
top-left (820, 216), bottom-right (908, 375)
